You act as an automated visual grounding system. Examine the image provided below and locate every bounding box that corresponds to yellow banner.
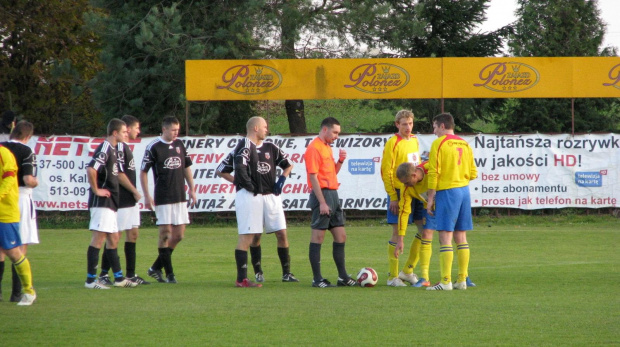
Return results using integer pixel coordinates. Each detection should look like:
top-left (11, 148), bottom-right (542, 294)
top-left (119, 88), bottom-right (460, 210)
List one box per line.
top-left (185, 59), bottom-right (442, 101)
top-left (573, 57), bottom-right (620, 97)
top-left (186, 57), bottom-right (620, 101)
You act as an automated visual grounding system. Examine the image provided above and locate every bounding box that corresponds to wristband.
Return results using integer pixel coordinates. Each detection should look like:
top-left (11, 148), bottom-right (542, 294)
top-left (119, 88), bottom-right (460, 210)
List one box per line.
top-left (337, 159), bottom-right (344, 164)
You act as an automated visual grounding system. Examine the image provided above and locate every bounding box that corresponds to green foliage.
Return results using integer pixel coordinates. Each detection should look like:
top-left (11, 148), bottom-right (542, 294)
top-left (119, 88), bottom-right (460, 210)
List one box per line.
top-left (500, 0), bottom-right (619, 133)
top-left (0, 0), bottom-right (103, 135)
top-left (2, 222), bottom-right (618, 345)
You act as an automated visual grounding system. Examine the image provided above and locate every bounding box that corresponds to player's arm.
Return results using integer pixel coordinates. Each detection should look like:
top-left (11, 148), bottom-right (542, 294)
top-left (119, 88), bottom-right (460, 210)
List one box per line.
top-left (22, 151), bottom-right (38, 188)
top-left (118, 172), bottom-right (141, 202)
top-left (139, 170), bottom-right (153, 210)
top-left (395, 188), bottom-right (413, 257)
top-left (309, 173), bottom-right (330, 215)
top-left (468, 146), bottom-right (478, 181)
top-left (426, 141), bottom-right (440, 216)
top-left (381, 138), bottom-right (399, 214)
top-left (86, 167), bottom-right (110, 198)
top-left (184, 166), bottom-right (197, 207)
top-left (216, 151), bottom-right (235, 183)
top-left (233, 147), bottom-right (255, 193)
top-left (335, 149), bottom-right (346, 174)
top-left (0, 152), bottom-right (17, 199)
top-left (217, 172), bottom-right (234, 183)
top-left (23, 175), bottom-right (38, 188)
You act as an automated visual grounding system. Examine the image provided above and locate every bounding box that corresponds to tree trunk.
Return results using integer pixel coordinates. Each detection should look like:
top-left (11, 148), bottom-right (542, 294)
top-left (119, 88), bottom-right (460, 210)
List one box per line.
top-left (285, 99), bottom-right (306, 134)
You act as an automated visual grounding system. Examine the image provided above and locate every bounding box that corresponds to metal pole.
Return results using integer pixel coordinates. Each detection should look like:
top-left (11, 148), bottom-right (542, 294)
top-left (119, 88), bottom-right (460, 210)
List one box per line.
top-left (185, 101), bottom-right (190, 136)
top-left (441, 98), bottom-right (444, 113)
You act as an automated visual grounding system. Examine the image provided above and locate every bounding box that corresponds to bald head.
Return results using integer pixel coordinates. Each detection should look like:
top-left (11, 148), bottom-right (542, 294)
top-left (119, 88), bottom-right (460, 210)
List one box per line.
top-left (246, 116), bottom-right (268, 142)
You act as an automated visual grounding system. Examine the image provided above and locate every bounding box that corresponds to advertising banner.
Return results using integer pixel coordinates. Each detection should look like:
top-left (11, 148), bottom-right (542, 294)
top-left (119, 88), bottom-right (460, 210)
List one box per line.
top-left (30, 133), bottom-right (618, 212)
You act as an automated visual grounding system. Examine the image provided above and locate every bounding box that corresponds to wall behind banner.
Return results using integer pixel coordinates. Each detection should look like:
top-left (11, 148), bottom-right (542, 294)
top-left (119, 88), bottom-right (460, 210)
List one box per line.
top-left (31, 133), bottom-right (619, 212)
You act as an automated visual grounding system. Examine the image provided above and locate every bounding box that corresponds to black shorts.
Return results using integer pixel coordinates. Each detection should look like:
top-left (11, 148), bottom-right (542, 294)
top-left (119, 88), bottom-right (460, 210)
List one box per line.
top-left (309, 189), bottom-right (345, 230)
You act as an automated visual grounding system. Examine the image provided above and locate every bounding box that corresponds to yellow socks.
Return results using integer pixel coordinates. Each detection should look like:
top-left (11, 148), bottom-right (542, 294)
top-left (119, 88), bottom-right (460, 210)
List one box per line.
top-left (402, 233), bottom-right (421, 274)
top-left (14, 255), bottom-right (34, 295)
top-left (419, 238), bottom-right (432, 281)
top-left (387, 242), bottom-right (398, 279)
top-left (439, 245), bottom-right (453, 284)
top-left (456, 243), bottom-right (470, 283)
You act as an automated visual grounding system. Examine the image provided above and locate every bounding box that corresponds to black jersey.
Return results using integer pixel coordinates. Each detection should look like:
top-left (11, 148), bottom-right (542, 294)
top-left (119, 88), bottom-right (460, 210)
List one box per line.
top-left (1, 140), bottom-right (37, 187)
top-left (229, 140), bottom-right (291, 195)
top-left (232, 138), bottom-right (261, 194)
top-left (216, 150), bottom-right (234, 175)
top-left (117, 142), bottom-right (137, 208)
top-left (141, 137), bottom-right (192, 205)
top-left (87, 140), bottom-right (120, 211)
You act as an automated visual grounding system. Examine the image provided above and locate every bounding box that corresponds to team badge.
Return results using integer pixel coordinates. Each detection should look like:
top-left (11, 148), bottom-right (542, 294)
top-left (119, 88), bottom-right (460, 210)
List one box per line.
top-left (176, 147), bottom-right (181, 154)
top-left (265, 152), bottom-right (270, 160)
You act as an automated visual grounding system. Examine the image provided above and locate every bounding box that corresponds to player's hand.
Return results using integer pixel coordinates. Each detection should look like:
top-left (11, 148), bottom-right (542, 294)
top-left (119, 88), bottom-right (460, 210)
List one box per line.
top-left (95, 188), bottom-right (111, 198)
top-left (132, 191), bottom-right (142, 202)
top-left (145, 196), bottom-right (155, 211)
top-left (319, 202), bottom-right (331, 215)
top-left (338, 149), bottom-right (347, 163)
top-left (273, 175), bottom-right (286, 196)
top-left (389, 200), bottom-right (399, 215)
top-left (395, 238), bottom-right (404, 258)
top-left (188, 191), bottom-right (197, 208)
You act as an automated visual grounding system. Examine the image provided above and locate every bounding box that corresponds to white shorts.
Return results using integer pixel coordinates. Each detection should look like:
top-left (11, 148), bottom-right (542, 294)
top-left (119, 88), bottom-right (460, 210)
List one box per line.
top-left (155, 202), bottom-right (189, 225)
top-left (89, 208), bottom-right (118, 233)
top-left (117, 205), bottom-right (140, 231)
top-left (235, 189), bottom-right (286, 235)
top-left (19, 188), bottom-right (39, 244)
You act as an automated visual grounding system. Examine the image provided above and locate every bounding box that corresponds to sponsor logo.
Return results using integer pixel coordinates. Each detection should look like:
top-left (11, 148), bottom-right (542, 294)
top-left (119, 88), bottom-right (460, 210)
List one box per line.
top-left (128, 158), bottom-right (135, 171)
top-left (473, 62), bottom-right (539, 92)
top-left (257, 162), bottom-right (270, 174)
top-left (164, 157), bottom-right (182, 169)
top-left (216, 64), bottom-right (282, 95)
top-left (344, 63), bottom-right (409, 94)
top-left (603, 63), bottom-right (620, 90)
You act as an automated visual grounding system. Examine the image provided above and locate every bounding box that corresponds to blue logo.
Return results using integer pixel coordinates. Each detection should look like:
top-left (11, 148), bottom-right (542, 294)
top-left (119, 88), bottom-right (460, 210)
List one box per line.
top-left (348, 159), bottom-right (375, 175)
top-left (575, 172), bottom-right (602, 187)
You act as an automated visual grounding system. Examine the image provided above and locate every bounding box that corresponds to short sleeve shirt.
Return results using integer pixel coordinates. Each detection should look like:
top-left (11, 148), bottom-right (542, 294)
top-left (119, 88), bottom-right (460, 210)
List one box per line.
top-left (304, 137), bottom-right (338, 189)
top-left (117, 142), bottom-right (137, 208)
top-left (1, 140), bottom-right (37, 187)
top-left (87, 140), bottom-right (120, 211)
top-left (141, 137), bottom-right (192, 205)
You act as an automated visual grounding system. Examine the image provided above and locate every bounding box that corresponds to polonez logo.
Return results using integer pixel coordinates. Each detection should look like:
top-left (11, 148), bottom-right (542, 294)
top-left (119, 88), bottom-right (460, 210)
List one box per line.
top-left (164, 157), bottom-right (182, 169)
top-left (602, 63), bottom-right (620, 90)
top-left (216, 64), bottom-right (282, 95)
top-left (473, 62), bottom-right (539, 93)
top-left (344, 63), bottom-right (409, 94)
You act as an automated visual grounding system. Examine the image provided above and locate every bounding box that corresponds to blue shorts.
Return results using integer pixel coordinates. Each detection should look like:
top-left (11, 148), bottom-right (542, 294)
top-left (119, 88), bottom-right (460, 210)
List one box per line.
top-left (387, 189), bottom-right (424, 224)
top-left (422, 210), bottom-right (436, 230)
top-left (0, 222), bottom-right (22, 250)
top-left (435, 186), bottom-right (473, 232)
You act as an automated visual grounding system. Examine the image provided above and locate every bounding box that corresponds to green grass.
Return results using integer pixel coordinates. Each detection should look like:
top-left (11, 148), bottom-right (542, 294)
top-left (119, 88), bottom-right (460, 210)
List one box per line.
top-left (2, 218), bottom-right (618, 346)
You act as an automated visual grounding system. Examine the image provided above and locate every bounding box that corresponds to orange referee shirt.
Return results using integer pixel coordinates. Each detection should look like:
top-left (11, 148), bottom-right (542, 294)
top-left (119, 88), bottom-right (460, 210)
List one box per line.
top-left (304, 137), bottom-right (339, 189)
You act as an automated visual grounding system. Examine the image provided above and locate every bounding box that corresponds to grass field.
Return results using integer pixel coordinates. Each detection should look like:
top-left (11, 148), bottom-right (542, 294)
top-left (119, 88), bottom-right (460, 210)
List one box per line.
top-left (1, 216), bottom-right (618, 346)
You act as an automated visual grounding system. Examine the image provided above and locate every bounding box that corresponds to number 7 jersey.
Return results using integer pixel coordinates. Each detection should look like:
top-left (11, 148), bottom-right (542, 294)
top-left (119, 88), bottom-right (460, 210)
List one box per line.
top-left (427, 134), bottom-right (477, 191)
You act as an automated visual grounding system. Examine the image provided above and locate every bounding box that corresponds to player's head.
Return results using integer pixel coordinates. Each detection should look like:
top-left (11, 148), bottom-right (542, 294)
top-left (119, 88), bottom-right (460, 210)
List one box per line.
top-left (107, 118), bottom-right (128, 143)
top-left (319, 117), bottom-right (341, 144)
top-left (432, 113), bottom-right (454, 137)
top-left (121, 115), bottom-right (140, 140)
top-left (396, 162), bottom-right (424, 187)
top-left (162, 116), bottom-right (180, 142)
top-left (9, 121), bottom-right (34, 141)
top-left (246, 116), bottom-right (268, 141)
top-left (1, 110), bottom-right (16, 133)
top-left (395, 110), bottom-right (414, 137)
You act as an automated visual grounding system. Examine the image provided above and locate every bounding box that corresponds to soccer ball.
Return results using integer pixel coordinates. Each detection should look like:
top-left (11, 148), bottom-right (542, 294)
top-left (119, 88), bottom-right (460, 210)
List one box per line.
top-left (356, 267), bottom-right (378, 287)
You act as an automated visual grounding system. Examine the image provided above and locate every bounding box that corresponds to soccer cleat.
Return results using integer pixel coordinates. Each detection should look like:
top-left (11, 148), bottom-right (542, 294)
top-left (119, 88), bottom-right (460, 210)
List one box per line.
top-left (10, 293), bottom-right (23, 302)
top-left (453, 281), bottom-right (467, 290)
top-left (387, 277), bottom-right (408, 287)
top-left (426, 282), bottom-right (453, 291)
top-left (127, 275), bottom-right (150, 285)
top-left (337, 276), bottom-right (357, 287)
top-left (235, 278), bottom-right (262, 287)
top-left (147, 268), bottom-right (166, 283)
top-left (312, 279), bottom-right (335, 288)
top-left (98, 274), bottom-right (113, 286)
top-left (85, 280), bottom-right (110, 289)
top-left (17, 292), bottom-right (36, 306)
top-left (412, 278), bottom-right (431, 287)
top-left (113, 278), bottom-right (139, 288)
top-left (166, 274), bottom-right (177, 284)
top-left (466, 277), bottom-right (477, 287)
top-left (398, 271), bottom-right (419, 285)
top-left (282, 273), bottom-right (299, 282)
top-left (255, 272), bottom-right (264, 283)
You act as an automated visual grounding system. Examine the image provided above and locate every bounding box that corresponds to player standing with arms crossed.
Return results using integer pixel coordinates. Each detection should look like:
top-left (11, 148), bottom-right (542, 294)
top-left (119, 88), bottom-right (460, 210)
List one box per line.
top-left (304, 117), bottom-right (356, 288)
top-left (142, 116), bottom-right (196, 284)
top-left (380, 110), bottom-right (425, 287)
top-left (425, 113), bottom-right (477, 291)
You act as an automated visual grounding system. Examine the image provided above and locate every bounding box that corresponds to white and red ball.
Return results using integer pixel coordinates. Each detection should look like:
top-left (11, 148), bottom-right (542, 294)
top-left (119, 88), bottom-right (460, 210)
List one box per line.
top-left (356, 267), bottom-right (378, 287)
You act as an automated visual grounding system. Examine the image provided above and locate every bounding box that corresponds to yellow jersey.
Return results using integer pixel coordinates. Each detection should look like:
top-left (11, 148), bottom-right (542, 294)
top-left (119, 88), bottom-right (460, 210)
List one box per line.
top-left (0, 145), bottom-right (20, 223)
top-left (381, 134), bottom-right (420, 201)
top-left (427, 134), bottom-right (477, 191)
top-left (397, 162), bottom-right (429, 236)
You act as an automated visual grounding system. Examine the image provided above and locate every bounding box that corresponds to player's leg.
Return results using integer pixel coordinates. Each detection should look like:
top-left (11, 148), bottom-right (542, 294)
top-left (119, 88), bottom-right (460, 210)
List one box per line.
top-left (427, 190), bottom-right (457, 291)
top-left (86, 227), bottom-right (109, 289)
top-left (326, 190), bottom-right (355, 287)
top-left (264, 194), bottom-right (297, 282)
top-left (234, 189), bottom-right (263, 287)
top-left (451, 186), bottom-right (473, 289)
top-left (98, 241), bottom-right (112, 284)
top-left (121, 204), bottom-right (146, 283)
top-left (308, 190), bottom-right (334, 288)
top-left (1, 223), bottom-right (36, 304)
top-left (400, 198), bottom-right (424, 285)
top-left (249, 234), bottom-right (263, 282)
top-left (0, 251), bottom-right (4, 300)
top-left (385, 193), bottom-right (405, 286)
top-left (414, 211), bottom-right (435, 287)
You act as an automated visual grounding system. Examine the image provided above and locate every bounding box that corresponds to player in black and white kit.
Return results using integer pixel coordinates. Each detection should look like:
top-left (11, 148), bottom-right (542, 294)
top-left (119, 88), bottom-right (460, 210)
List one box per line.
top-left (225, 116), bottom-right (297, 287)
top-left (0, 121), bottom-right (38, 302)
top-left (98, 115), bottom-right (150, 285)
top-left (85, 119), bottom-right (140, 289)
top-left (141, 116), bottom-right (196, 284)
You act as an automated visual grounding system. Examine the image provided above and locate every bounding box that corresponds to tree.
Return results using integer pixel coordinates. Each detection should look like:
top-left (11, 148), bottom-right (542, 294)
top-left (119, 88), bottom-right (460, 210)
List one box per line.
top-left (499, 0), bottom-right (619, 133)
top-left (365, 0), bottom-right (511, 133)
top-left (0, 0), bottom-right (103, 135)
top-left (88, 1), bottom-right (261, 135)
